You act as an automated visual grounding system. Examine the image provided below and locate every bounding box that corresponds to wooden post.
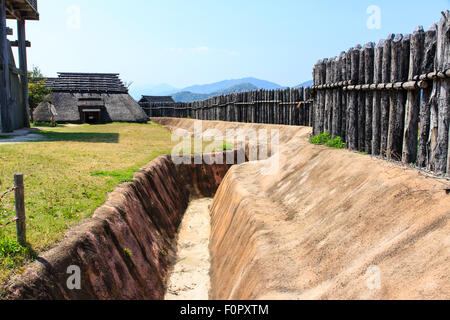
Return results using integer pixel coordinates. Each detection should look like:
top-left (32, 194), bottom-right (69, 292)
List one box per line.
top-left (380, 34), bottom-right (394, 157)
top-left (0, 0), bottom-right (12, 133)
top-left (364, 42), bottom-right (375, 154)
top-left (358, 46), bottom-right (366, 151)
top-left (402, 26), bottom-right (425, 164)
top-left (305, 87), bottom-right (312, 127)
top-left (298, 87), bottom-right (304, 126)
top-left (341, 52), bottom-right (348, 142)
top-left (319, 59), bottom-right (327, 133)
top-left (14, 174), bottom-right (26, 246)
top-left (429, 11), bottom-right (450, 174)
top-left (348, 47), bottom-right (360, 150)
top-left (332, 53), bottom-right (344, 138)
top-left (324, 58), bottom-right (333, 133)
top-left (372, 39), bottom-right (384, 155)
top-left (387, 34), bottom-right (402, 159)
top-left (312, 62), bottom-right (319, 134)
top-left (17, 19), bottom-right (31, 127)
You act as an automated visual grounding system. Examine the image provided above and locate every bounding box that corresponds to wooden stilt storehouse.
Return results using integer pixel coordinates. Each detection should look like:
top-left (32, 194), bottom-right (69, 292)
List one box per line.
top-left (0, 0), bottom-right (39, 133)
top-left (138, 95), bottom-right (175, 117)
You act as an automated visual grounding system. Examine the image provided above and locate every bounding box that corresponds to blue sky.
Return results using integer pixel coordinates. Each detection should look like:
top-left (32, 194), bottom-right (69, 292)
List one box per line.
top-left (7, 0), bottom-right (450, 94)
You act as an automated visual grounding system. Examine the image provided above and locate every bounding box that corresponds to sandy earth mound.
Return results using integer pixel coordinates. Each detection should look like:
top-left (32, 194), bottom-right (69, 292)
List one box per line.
top-left (154, 118), bottom-right (450, 300)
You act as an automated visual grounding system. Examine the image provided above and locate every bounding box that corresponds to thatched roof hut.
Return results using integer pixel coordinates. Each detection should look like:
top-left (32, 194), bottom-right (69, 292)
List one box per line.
top-left (33, 73), bottom-right (148, 124)
top-left (138, 96), bottom-right (175, 116)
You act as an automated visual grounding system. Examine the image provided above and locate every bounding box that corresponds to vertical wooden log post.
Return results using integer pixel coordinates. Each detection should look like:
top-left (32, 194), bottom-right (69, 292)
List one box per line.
top-left (299, 87), bottom-right (304, 126)
top-left (0, 0), bottom-right (12, 133)
top-left (332, 53), bottom-right (344, 138)
top-left (267, 90), bottom-right (275, 124)
top-left (340, 51), bottom-right (348, 142)
top-left (372, 39), bottom-right (384, 155)
top-left (292, 88), bottom-right (296, 126)
top-left (298, 87), bottom-right (303, 126)
top-left (312, 62), bottom-right (319, 134)
top-left (251, 90), bottom-right (257, 123)
top-left (291, 88), bottom-right (296, 126)
top-left (239, 93), bottom-right (244, 123)
top-left (330, 57), bottom-right (337, 136)
top-left (255, 90), bottom-right (259, 124)
top-left (387, 34), bottom-right (404, 160)
top-left (402, 26), bottom-right (425, 164)
top-left (380, 34), bottom-right (394, 157)
top-left (244, 92), bottom-right (249, 123)
top-left (17, 19), bottom-right (31, 127)
top-left (430, 11), bottom-right (450, 174)
top-left (262, 89), bottom-right (267, 124)
top-left (292, 88), bottom-right (297, 126)
top-left (14, 174), bottom-right (26, 246)
top-left (281, 89), bottom-right (286, 125)
top-left (357, 46), bottom-right (366, 151)
top-left (348, 47), bottom-right (360, 150)
top-left (277, 89), bottom-right (282, 125)
top-left (283, 89), bottom-right (287, 125)
top-left (316, 59), bottom-right (326, 134)
top-left (417, 24), bottom-right (437, 168)
top-left (324, 58), bottom-right (333, 133)
top-left (251, 90), bottom-right (255, 123)
top-left (364, 42), bottom-right (375, 154)
top-left (286, 88), bottom-right (290, 125)
top-left (258, 89), bottom-right (263, 124)
top-left (234, 92), bottom-right (240, 123)
top-left (305, 87), bottom-right (312, 127)
top-left (321, 59), bottom-right (328, 133)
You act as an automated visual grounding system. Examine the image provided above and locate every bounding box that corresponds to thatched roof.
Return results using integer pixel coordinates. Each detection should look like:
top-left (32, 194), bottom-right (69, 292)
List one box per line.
top-left (46, 73), bottom-right (128, 93)
top-left (139, 96), bottom-right (175, 104)
top-left (33, 73), bottom-right (148, 123)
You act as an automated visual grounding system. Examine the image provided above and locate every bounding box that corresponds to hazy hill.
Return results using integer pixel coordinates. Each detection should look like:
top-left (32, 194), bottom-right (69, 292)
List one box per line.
top-left (182, 77), bottom-right (283, 94)
top-left (294, 80), bottom-right (313, 88)
top-left (132, 77), bottom-right (287, 101)
top-left (173, 83), bottom-right (259, 102)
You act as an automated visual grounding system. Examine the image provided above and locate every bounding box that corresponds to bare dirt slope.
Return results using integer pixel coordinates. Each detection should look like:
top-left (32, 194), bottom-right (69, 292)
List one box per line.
top-left (154, 118), bottom-right (450, 300)
top-left (165, 198), bottom-right (213, 300)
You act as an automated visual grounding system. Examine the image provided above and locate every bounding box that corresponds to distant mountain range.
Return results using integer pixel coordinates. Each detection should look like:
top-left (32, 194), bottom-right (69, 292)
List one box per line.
top-left (130, 77), bottom-right (314, 102)
top-left (295, 80), bottom-right (313, 88)
top-left (172, 83), bottom-right (259, 103)
top-left (181, 77), bottom-right (284, 94)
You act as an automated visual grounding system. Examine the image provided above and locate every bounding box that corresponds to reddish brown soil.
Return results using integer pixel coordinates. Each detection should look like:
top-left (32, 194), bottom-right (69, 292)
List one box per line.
top-left (6, 152), bottom-right (238, 300)
top-left (154, 118), bottom-right (450, 300)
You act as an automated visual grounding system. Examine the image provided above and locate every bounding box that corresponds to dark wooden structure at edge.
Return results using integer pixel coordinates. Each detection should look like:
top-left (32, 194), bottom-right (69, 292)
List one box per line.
top-left (0, 0), bottom-right (39, 132)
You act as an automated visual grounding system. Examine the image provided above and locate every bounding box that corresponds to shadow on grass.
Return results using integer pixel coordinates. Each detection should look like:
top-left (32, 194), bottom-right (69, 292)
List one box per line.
top-left (37, 132), bottom-right (120, 143)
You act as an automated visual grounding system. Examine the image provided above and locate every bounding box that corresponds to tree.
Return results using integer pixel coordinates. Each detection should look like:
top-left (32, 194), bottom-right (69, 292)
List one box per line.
top-left (28, 66), bottom-right (51, 122)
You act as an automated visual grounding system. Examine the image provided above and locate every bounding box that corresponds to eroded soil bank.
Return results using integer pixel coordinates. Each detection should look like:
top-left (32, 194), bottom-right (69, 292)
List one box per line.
top-left (165, 198), bottom-right (213, 300)
top-left (6, 151), bottom-right (240, 300)
top-left (154, 118), bottom-right (450, 300)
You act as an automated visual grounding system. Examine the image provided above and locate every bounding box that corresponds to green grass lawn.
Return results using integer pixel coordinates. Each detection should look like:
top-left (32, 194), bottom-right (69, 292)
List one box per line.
top-left (0, 122), bottom-right (184, 287)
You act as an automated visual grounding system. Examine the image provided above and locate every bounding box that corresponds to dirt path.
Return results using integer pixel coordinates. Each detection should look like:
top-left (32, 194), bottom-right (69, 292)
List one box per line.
top-left (165, 198), bottom-right (213, 300)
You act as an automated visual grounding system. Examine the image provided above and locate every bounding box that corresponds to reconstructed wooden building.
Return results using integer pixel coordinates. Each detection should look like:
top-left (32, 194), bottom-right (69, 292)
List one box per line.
top-left (33, 73), bottom-right (148, 124)
top-left (0, 0), bottom-right (39, 132)
top-left (138, 95), bottom-right (175, 116)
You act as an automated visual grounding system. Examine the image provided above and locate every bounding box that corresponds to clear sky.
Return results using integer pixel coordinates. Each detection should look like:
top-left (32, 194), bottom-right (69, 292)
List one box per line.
top-left (7, 0), bottom-right (450, 91)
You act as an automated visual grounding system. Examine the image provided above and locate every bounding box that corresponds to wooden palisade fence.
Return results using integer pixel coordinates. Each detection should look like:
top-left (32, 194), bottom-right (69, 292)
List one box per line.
top-left (143, 87), bottom-right (313, 127)
top-left (145, 12), bottom-right (449, 175)
top-left (311, 11), bottom-right (449, 175)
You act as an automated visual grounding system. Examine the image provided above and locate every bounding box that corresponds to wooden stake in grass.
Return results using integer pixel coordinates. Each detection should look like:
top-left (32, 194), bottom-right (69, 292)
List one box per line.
top-left (14, 174), bottom-right (26, 246)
